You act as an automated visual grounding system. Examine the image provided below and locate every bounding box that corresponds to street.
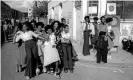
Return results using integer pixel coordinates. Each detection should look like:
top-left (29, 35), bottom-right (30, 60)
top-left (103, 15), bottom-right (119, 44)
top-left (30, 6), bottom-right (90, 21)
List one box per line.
top-left (1, 42), bottom-right (133, 80)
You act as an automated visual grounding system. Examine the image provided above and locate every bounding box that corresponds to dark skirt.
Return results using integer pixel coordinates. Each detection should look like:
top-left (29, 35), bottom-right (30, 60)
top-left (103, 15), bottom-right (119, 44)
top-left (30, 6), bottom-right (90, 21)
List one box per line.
top-left (83, 30), bottom-right (91, 56)
top-left (24, 39), bottom-right (39, 78)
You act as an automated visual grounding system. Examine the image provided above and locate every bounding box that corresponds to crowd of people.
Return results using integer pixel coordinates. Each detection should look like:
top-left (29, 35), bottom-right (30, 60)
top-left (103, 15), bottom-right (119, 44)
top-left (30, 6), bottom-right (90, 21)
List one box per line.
top-left (1, 19), bottom-right (14, 44)
top-left (2, 15), bottom-right (122, 80)
top-left (82, 16), bottom-right (115, 63)
top-left (12, 18), bottom-right (78, 79)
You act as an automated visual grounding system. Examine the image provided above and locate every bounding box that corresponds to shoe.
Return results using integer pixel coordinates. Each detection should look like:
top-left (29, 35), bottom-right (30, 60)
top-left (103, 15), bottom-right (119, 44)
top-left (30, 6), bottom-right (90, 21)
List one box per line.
top-left (36, 68), bottom-right (40, 75)
top-left (50, 70), bottom-right (54, 75)
top-left (43, 68), bottom-right (47, 73)
top-left (70, 69), bottom-right (74, 73)
top-left (108, 55), bottom-right (112, 59)
top-left (54, 73), bottom-right (61, 79)
top-left (25, 76), bottom-right (30, 80)
top-left (64, 69), bottom-right (68, 73)
top-left (47, 71), bottom-right (51, 74)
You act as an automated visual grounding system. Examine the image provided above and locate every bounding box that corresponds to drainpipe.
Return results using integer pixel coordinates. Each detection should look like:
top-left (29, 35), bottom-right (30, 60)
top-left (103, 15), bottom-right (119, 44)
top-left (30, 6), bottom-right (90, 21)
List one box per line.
top-left (73, 1), bottom-right (76, 41)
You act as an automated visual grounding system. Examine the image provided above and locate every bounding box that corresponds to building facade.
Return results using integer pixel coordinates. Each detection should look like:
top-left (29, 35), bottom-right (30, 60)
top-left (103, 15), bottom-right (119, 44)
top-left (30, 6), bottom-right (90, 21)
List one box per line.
top-left (48, 0), bottom-right (133, 56)
top-left (1, 1), bottom-right (12, 19)
top-left (1, 1), bottom-right (28, 22)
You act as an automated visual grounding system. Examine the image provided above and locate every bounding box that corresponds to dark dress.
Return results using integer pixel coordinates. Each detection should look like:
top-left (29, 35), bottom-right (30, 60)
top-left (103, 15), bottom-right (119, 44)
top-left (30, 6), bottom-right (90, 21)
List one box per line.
top-left (83, 30), bottom-right (91, 56)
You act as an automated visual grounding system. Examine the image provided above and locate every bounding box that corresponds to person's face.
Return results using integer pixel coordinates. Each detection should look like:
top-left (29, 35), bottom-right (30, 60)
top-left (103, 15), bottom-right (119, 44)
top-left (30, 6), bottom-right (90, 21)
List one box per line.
top-left (47, 29), bottom-right (52, 34)
top-left (37, 26), bottom-right (42, 31)
top-left (54, 22), bottom-right (58, 29)
top-left (101, 17), bottom-right (106, 23)
top-left (31, 22), bottom-right (35, 27)
top-left (94, 20), bottom-right (98, 23)
top-left (22, 24), bottom-right (28, 31)
top-left (64, 27), bottom-right (69, 32)
top-left (108, 22), bottom-right (112, 26)
top-left (85, 18), bottom-right (90, 22)
top-left (4, 21), bottom-right (7, 24)
top-left (62, 20), bottom-right (66, 24)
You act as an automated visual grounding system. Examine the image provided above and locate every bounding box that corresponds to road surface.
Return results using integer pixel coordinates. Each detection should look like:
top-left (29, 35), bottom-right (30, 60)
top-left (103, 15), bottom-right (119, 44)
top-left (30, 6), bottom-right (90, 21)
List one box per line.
top-left (1, 42), bottom-right (133, 80)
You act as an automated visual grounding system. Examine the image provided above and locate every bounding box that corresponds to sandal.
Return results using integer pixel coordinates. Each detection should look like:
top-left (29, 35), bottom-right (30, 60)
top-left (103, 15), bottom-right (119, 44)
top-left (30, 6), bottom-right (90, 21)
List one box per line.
top-left (25, 76), bottom-right (30, 80)
top-left (36, 68), bottom-right (40, 75)
top-left (43, 67), bottom-right (47, 73)
top-left (50, 70), bottom-right (54, 75)
top-left (54, 73), bottom-right (61, 79)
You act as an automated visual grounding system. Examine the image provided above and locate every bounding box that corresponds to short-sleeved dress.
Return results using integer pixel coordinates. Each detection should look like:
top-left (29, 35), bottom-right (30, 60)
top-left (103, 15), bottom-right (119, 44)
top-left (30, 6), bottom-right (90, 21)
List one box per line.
top-left (43, 33), bottom-right (60, 67)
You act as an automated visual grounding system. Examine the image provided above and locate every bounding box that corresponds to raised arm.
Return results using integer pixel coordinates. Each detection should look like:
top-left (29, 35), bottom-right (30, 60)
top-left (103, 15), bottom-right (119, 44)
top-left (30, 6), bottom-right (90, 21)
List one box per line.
top-left (30, 31), bottom-right (45, 40)
top-left (13, 34), bottom-right (17, 43)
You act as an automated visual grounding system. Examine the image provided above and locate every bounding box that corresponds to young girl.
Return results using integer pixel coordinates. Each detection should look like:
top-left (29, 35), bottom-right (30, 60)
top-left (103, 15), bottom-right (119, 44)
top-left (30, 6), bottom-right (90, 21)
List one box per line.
top-left (42, 25), bottom-right (61, 79)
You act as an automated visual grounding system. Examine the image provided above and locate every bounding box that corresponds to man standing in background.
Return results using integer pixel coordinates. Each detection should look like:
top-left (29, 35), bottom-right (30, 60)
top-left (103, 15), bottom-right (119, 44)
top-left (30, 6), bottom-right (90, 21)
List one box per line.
top-left (83, 16), bottom-right (95, 56)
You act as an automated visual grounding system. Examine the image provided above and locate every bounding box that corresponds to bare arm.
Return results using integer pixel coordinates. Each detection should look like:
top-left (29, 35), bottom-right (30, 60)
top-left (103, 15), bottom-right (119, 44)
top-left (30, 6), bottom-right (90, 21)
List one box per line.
top-left (13, 34), bottom-right (17, 43)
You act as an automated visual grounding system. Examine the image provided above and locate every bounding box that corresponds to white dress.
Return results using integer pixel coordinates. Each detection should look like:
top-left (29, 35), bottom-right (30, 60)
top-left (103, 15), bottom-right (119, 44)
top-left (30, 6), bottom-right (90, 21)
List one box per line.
top-left (43, 33), bottom-right (60, 67)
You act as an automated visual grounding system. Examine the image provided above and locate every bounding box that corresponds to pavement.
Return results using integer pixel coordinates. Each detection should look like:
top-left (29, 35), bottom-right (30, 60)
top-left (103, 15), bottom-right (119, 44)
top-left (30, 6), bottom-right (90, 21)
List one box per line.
top-left (72, 41), bottom-right (133, 66)
top-left (1, 41), bottom-right (133, 80)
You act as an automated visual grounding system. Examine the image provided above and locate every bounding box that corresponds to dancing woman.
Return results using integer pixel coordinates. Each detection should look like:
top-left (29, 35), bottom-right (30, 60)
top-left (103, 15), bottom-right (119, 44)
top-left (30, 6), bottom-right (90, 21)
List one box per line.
top-left (15, 22), bottom-right (45, 79)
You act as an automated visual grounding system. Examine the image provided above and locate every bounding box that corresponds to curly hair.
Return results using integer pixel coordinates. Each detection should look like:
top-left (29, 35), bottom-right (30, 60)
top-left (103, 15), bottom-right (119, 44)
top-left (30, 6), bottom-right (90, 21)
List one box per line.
top-left (93, 17), bottom-right (98, 21)
top-left (51, 20), bottom-right (61, 31)
top-left (36, 22), bottom-right (44, 28)
top-left (84, 16), bottom-right (90, 20)
top-left (106, 17), bottom-right (113, 23)
top-left (100, 16), bottom-right (105, 21)
top-left (23, 21), bottom-right (34, 31)
top-left (45, 25), bottom-right (54, 33)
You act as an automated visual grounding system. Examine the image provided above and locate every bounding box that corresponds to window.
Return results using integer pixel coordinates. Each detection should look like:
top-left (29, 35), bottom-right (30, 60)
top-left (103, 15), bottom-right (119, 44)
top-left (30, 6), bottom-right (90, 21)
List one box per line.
top-left (75, 0), bottom-right (81, 9)
top-left (108, 1), bottom-right (133, 20)
top-left (88, 0), bottom-right (98, 17)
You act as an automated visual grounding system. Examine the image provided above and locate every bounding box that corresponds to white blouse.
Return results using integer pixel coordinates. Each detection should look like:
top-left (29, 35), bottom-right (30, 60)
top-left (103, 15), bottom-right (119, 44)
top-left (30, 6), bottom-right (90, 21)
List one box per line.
top-left (61, 31), bottom-right (71, 43)
top-left (44, 33), bottom-right (56, 45)
top-left (16, 31), bottom-right (38, 42)
top-left (107, 25), bottom-right (112, 33)
top-left (83, 22), bottom-right (95, 35)
top-left (61, 31), bottom-right (71, 39)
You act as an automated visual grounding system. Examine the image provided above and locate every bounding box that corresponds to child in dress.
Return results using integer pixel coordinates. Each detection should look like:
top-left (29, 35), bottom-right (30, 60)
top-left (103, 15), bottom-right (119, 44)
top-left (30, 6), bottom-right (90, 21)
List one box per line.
top-left (42, 25), bottom-right (61, 79)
